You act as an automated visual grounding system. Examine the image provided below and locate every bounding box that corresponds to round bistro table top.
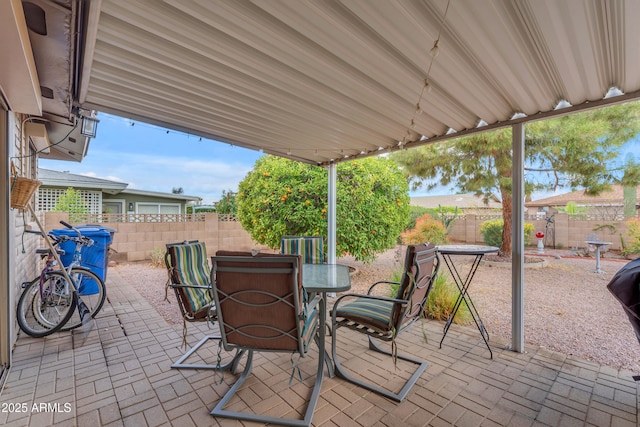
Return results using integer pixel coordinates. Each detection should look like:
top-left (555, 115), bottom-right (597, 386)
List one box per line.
top-left (436, 244), bottom-right (499, 255)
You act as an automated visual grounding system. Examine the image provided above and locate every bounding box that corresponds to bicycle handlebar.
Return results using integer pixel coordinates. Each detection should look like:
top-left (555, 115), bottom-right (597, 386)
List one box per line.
top-left (44, 222), bottom-right (95, 248)
top-left (59, 220), bottom-right (73, 230)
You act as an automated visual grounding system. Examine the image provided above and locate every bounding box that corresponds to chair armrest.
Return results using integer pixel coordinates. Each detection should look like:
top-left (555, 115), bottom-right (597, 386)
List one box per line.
top-left (169, 283), bottom-right (212, 290)
top-left (306, 293), bottom-right (322, 311)
top-left (332, 292), bottom-right (409, 312)
top-left (367, 280), bottom-right (401, 295)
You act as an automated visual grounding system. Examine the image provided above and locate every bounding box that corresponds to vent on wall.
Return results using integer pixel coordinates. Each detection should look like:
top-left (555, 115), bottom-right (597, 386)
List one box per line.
top-left (22, 2), bottom-right (47, 35)
top-left (39, 86), bottom-right (54, 99)
top-left (25, 122), bottom-right (50, 153)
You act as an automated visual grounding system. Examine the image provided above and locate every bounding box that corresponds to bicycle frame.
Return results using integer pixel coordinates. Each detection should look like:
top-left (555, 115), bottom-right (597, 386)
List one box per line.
top-left (25, 225), bottom-right (94, 321)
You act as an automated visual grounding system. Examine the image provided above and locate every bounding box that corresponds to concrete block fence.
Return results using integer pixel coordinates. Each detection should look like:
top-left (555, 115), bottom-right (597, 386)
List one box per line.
top-left (43, 212), bottom-right (633, 263)
top-left (447, 213), bottom-right (631, 251)
top-left (43, 212), bottom-right (270, 263)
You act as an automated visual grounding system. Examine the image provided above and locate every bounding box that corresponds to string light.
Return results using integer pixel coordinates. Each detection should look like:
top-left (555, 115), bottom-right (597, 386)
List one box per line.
top-left (399, 0), bottom-right (451, 149)
top-left (429, 40), bottom-right (440, 58)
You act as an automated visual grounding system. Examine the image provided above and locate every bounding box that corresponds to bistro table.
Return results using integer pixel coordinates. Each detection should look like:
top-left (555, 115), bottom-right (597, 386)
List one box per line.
top-left (302, 263), bottom-right (351, 376)
top-left (586, 241), bottom-right (611, 274)
top-left (437, 244), bottom-right (498, 358)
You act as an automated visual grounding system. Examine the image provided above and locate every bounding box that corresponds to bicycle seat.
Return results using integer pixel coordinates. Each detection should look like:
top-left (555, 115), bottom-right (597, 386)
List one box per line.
top-left (36, 248), bottom-right (65, 257)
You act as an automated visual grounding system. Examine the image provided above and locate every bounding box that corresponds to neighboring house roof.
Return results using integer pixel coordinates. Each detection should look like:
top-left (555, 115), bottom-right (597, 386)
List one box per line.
top-left (527, 185), bottom-right (640, 208)
top-left (38, 168), bottom-right (201, 201)
top-left (39, 168), bottom-right (127, 194)
top-left (121, 188), bottom-right (201, 202)
top-left (411, 194), bottom-right (502, 210)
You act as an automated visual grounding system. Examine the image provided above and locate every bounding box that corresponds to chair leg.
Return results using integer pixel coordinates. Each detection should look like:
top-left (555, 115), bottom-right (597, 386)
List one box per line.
top-left (332, 329), bottom-right (428, 402)
top-left (171, 335), bottom-right (244, 372)
top-left (211, 347), bottom-right (325, 427)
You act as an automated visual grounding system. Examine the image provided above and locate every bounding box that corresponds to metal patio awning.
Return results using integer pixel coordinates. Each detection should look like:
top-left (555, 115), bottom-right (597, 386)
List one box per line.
top-left (75, 0), bottom-right (640, 165)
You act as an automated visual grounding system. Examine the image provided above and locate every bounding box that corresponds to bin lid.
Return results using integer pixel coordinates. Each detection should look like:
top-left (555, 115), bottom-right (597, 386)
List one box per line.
top-left (77, 224), bottom-right (117, 233)
top-left (50, 227), bottom-right (112, 244)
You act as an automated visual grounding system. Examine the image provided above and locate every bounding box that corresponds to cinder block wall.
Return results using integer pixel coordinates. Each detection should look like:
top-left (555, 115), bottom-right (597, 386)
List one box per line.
top-left (45, 211), bottom-right (633, 262)
top-left (447, 213), bottom-right (629, 250)
top-left (44, 212), bottom-right (270, 262)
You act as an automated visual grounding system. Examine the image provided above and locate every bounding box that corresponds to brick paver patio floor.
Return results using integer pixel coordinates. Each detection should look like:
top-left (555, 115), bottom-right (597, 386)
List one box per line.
top-left (1, 267), bottom-right (638, 426)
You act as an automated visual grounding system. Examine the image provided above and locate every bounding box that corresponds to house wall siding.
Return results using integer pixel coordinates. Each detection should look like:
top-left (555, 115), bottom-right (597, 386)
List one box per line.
top-left (8, 113), bottom-right (42, 354)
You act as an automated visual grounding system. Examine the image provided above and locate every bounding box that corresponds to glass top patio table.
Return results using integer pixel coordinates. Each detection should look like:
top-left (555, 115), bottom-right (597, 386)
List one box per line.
top-left (302, 263), bottom-right (351, 294)
top-left (302, 263), bottom-right (351, 378)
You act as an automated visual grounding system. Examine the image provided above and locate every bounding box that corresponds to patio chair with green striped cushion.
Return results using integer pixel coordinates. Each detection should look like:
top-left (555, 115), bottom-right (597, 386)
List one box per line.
top-left (165, 241), bottom-right (243, 371)
top-left (210, 252), bottom-right (323, 427)
top-left (281, 235), bottom-right (324, 264)
top-left (330, 242), bottom-right (440, 402)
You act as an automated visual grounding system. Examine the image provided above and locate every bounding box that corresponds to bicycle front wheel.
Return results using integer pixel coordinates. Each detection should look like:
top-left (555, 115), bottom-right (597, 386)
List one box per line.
top-left (17, 271), bottom-right (77, 338)
top-left (61, 267), bottom-right (106, 331)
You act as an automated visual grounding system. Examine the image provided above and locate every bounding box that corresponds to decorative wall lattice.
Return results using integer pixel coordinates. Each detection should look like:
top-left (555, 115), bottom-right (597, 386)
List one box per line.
top-left (38, 188), bottom-right (102, 214)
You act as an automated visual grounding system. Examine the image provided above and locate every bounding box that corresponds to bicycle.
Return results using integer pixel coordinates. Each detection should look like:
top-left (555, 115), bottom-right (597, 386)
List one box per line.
top-left (16, 221), bottom-right (106, 337)
top-left (55, 221), bottom-right (107, 331)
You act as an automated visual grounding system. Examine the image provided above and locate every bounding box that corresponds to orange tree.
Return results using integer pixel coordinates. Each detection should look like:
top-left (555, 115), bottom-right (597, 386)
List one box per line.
top-left (237, 155), bottom-right (410, 262)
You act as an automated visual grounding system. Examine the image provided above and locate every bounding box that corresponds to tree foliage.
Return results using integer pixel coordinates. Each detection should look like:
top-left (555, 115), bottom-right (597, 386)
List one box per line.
top-left (557, 201), bottom-right (588, 218)
top-left (215, 190), bottom-right (237, 214)
top-left (237, 155), bottom-right (410, 262)
top-left (51, 187), bottom-right (88, 223)
top-left (391, 102), bottom-right (640, 255)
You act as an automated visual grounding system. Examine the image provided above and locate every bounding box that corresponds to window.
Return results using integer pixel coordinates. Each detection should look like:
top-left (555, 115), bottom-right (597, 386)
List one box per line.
top-left (136, 203), bottom-right (181, 214)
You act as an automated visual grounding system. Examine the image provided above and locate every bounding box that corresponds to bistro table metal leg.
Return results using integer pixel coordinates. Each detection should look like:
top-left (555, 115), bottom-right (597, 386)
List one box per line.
top-left (439, 253), bottom-right (493, 358)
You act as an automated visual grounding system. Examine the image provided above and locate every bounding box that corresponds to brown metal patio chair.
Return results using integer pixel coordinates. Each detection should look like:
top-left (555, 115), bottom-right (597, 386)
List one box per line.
top-left (164, 241), bottom-right (242, 371)
top-left (209, 251), bottom-right (322, 427)
top-left (330, 242), bottom-right (439, 401)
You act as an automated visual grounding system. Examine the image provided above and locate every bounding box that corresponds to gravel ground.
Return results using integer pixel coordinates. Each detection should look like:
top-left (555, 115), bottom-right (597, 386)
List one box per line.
top-left (115, 246), bottom-right (640, 373)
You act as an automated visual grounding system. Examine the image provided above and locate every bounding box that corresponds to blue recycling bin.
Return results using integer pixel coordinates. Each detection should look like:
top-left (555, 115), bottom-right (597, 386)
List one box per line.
top-left (50, 226), bottom-right (113, 295)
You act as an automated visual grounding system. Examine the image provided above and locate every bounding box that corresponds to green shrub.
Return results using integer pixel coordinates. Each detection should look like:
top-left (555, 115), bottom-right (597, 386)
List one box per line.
top-left (401, 214), bottom-right (448, 245)
top-left (624, 218), bottom-right (640, 255)
top-left (406, 206), bottom-right (430, 230)
top-left (150, 248), bottom-right (165, 268)
top-left (480, 219), bottom-right (534, 247)
top-left (425, 205), bottom-right (459, 232)
top-left (425, 274), bottom-right (471, 325)
top-left (386, 269), bottom-right (470, 325)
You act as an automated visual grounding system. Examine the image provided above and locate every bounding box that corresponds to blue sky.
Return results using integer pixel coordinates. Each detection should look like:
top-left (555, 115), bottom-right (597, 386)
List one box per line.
top-left (39, 114), bottom-right (263, 205)
top-left (39, 113), bottom-right (639, 204)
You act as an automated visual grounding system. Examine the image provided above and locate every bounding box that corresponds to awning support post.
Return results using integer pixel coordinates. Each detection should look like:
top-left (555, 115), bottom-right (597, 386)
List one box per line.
top-left (512, 123), bottom-right (525, 352)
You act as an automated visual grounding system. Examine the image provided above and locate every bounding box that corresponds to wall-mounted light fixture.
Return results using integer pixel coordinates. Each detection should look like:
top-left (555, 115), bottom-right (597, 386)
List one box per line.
top-left (128, 202), bottom-right (134, 212)
top-left (80, 115), bottom-right (99, 138)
